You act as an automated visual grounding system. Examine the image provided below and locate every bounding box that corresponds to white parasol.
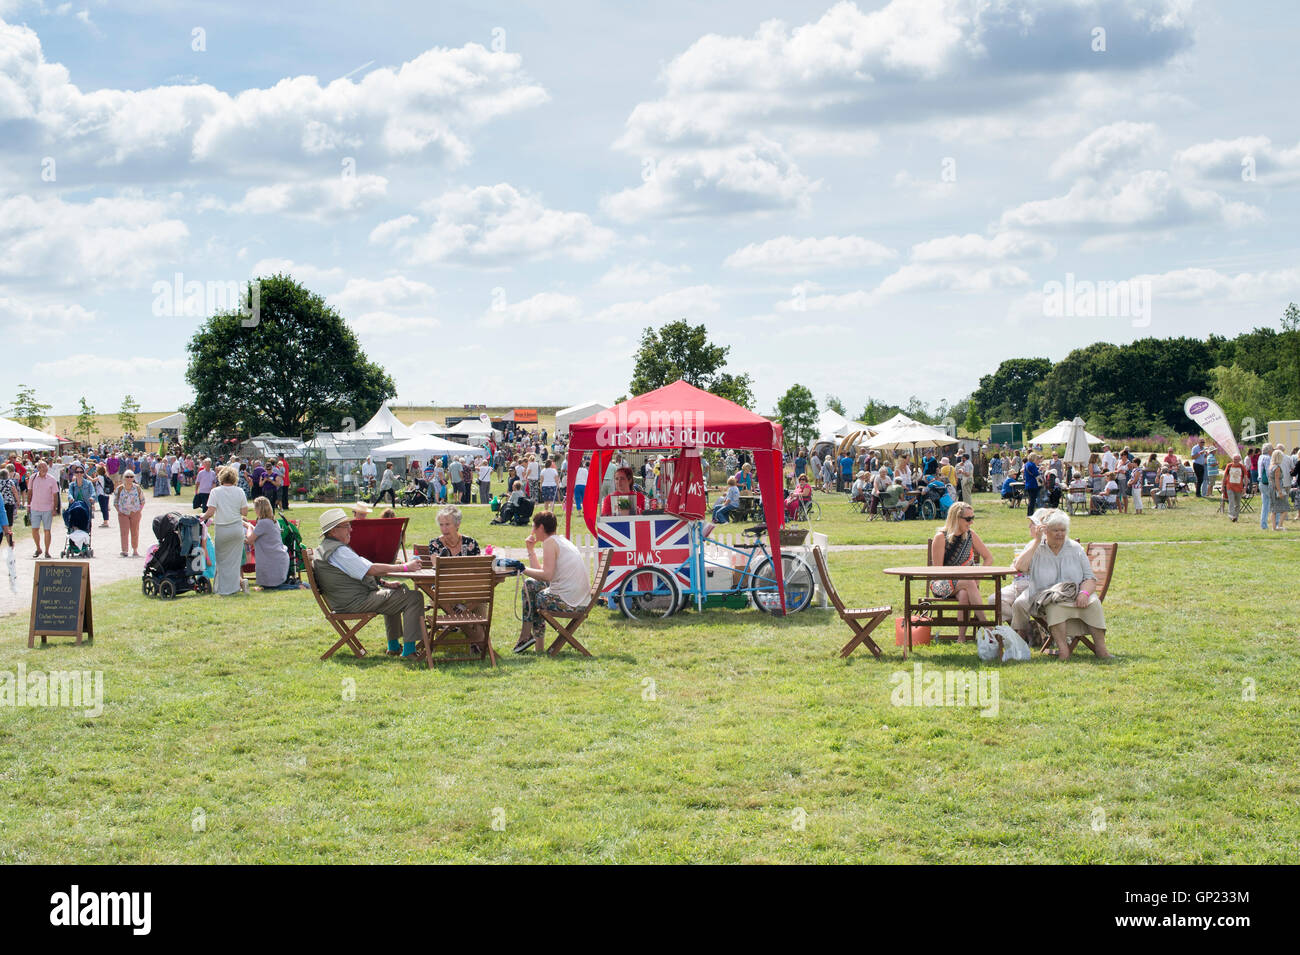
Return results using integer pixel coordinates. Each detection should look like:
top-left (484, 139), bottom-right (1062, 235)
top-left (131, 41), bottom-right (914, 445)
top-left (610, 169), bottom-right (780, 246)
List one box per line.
top-left (1063, 416), bottom-right (1093, 466)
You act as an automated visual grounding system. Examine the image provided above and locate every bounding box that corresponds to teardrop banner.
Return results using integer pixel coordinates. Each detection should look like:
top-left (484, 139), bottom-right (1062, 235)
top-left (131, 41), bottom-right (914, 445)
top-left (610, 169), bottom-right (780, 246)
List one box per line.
top-left (1183, 396), bottom-right (1240, 460)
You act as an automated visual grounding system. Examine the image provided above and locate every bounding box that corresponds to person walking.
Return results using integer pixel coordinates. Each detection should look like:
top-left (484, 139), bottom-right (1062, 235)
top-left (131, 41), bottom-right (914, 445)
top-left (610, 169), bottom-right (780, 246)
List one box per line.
top-left (113, 470), bottom-right (147, 556)
top-left (1222, 454), bottom-right (1248, 522)
top-left (27, 459), bottom-right (60, 559)
top-left (1190, 439), bottom-right (1206, 497)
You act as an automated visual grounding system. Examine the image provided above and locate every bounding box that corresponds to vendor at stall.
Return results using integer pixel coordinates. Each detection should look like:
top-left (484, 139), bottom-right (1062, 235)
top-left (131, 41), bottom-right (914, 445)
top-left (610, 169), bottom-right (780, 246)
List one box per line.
top-left (599, 467), bottom-right (647, 516)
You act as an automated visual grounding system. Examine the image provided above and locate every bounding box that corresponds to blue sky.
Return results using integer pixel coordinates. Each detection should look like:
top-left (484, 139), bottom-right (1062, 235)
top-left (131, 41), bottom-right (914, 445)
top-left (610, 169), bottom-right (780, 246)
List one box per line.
top-left (3, 0), bottom-right (1298, 420)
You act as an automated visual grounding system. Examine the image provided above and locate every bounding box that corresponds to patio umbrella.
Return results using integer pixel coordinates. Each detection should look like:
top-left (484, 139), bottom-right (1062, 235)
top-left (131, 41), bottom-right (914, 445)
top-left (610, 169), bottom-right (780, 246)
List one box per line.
top-left (664, 449), bottom-right (706, 521)
top-left (865, 423), bottom-right (955, 452)
top-left (1063, 417), bottom-right (1092, 466)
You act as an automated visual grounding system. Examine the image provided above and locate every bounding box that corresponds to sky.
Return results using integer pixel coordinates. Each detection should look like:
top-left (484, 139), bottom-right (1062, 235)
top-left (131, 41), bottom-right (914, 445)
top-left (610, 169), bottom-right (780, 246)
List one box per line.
top-left (2, 0), bottom-right (1299, 422)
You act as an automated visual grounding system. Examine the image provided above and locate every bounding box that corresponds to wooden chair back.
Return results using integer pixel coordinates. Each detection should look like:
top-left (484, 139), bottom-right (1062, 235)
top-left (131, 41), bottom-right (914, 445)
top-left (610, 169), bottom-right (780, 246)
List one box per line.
top-left (303, 550), bottom-right (334, 614)
top-left (1085, 542), bottom-right (1117, 602)
top-left (413, 543), bottom-right (432, 568)
top-left (430, 555), bottom-right (497, 617)
top-left (812, 547), bottom-right (846, 615)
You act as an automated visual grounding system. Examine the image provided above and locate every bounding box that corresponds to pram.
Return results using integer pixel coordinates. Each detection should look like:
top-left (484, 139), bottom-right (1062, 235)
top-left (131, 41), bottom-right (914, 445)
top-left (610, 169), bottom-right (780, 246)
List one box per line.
top-left (400, 480), bottom-right (434, 508)
top-left (918, 479), bottom-right (955, 521)
top-left (143, 512), bottom-right (210, 599)
top-left (60, 499), bottom-right (95, 558)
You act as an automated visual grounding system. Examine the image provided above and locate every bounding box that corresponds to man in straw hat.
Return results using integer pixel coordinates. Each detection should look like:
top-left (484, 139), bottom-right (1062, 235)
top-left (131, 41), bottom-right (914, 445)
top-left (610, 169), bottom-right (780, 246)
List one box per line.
top-left (311, 507), bottom-right (425, 658)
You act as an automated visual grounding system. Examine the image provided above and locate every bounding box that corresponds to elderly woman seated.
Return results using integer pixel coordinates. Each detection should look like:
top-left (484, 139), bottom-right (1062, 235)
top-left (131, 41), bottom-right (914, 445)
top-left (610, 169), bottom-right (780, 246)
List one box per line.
top-left (1010, 509), bottom-right (1112, 660)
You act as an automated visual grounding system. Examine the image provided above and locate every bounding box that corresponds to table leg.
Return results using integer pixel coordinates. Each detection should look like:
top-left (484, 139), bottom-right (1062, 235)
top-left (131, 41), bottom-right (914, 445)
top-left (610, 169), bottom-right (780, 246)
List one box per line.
top-left (903, 577), bottom-right (912, 659)
top-left (995, 575), bottom-right (1003, 627)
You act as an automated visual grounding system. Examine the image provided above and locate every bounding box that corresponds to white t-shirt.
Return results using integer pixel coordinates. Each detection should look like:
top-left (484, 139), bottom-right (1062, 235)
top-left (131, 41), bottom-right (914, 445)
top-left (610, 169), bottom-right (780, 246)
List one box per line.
top-left (575, 466), bottom-right (588, 486)
top-left (477, 463), bottom-right (492, 482)
top-left (208, 484), bottom-right (248, 525)
top-left (547, 535), bottom-right (590, 607)
top-left (541, 467), bottom-right (558, 487)
top-left (526, 461), bottom-right (540, 481)
top-left (328, 544), bottom-right (372, 581)
top-left (1101, 452), bottom-right (1117, 471)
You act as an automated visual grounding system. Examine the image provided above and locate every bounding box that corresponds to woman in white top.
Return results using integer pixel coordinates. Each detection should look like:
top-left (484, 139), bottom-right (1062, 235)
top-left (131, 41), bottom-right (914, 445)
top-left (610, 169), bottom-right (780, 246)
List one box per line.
top-left (573, 462), bottom-right (589, 510)
top-left (515, 511), bottom-right (590, 653)
top-left (1010, 509), bottom-right (1110, 660)
top-left (202, 466), bottom-right (250, 595)
top-left (539, 459), bottom-right (559, 504)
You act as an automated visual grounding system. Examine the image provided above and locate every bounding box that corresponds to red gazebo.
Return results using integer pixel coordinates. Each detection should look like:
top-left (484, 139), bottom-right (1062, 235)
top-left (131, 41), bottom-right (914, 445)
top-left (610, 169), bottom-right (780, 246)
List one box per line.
top-left (564, 380), bottom-right (789, 613)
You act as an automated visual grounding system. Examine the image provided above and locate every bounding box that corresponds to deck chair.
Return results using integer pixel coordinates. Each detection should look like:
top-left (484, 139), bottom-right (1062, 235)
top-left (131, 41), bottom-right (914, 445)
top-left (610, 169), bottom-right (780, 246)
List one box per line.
top-left (424, 555), bottom-right (498, 668)
top-left (1034, 542), bottom-right (1117, 656)
top-left (812, 547), bottom-right (890, 658)
top-left (347, 516), bottom-right (409, 564)
top-left (304, 551), bottom-right (376, 661)
top-left (537, 550), bottom-right (612, 657)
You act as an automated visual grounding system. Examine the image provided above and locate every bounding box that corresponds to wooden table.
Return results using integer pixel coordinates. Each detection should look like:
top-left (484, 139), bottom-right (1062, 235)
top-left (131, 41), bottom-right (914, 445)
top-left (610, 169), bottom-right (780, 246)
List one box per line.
top-left (882, 565), bottom-right (1018, 658)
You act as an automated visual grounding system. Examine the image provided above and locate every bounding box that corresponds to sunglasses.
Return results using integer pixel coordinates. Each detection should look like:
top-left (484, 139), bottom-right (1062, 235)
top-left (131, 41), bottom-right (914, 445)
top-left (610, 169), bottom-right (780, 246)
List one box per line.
top-left (961, 514), bottom-right (975, 522)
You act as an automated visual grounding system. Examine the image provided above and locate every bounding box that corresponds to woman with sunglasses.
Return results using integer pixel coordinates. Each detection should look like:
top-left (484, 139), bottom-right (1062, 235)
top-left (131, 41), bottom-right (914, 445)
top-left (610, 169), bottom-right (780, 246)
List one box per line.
top-left (928, 503), bottom-right (993, 642)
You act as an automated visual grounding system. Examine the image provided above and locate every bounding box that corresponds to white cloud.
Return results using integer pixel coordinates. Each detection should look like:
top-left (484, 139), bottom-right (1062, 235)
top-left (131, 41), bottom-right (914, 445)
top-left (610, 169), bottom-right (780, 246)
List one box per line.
top-left (0, 21), bottom-right (547, 182)
top-left (482, 291), bottom-right (583, 328)
top-left (250, 259), bottom-right (345, 286)
top-left (725, 234), bottom-right (897, 270)
top-left (1049, 121), bottom-right (1159, 180)
top-left (910, 231), bottom-right (1055, 262)
top-left (778, 264), bottom-right (1030, 311)
top-left (892, 169), bottom-right (957, 201)
top-left (597, 261), bottom-right (692, 288)
top-left (590, 285), bottom-right (720, 324)
top-left (0, 193), bottom-right (188, 287)
top-left (0, 295), bottom-right (95, 345)
top-left (1174, 136), bottom-right (1300, 184)
top-left (999, 170), bottom-right (1264, 232)
top-left (616, 0), bottom-right (1194, 154)
top-left (602, 139), bottom-right (817, 221)
top-left (373, 183), bottom-right (615, 265)
top-left (231, 174), bottom-right (388, 219)
top-left (329, 276), bottom-right (437, 315)
top-left (1137, 266), bottom-right (1300, 303)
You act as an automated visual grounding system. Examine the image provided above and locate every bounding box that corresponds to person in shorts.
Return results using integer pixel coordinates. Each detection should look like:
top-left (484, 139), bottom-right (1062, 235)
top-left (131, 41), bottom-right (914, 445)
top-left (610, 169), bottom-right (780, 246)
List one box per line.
top-left (27, 459), bottom-right (61, 558)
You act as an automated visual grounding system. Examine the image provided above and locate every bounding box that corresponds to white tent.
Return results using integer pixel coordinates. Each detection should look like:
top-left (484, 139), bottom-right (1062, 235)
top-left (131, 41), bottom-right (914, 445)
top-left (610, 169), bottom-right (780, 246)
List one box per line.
top-left (371, 435), bottom-right (481, 459)
top-left (815, 408), bottom-right (873, 444)
top-left (870, 412), bottom-right (930, 432)
top-left (0, 416), bottom-right (58, 446)
top-left (444, 416), bottom-right (496, 437)
top-left (556, 401), bottom-right (608, 434)
top-left (1031, 420), bottom-right (1105, 446)
top-left (355, 403), bottom-right (412, 438)
top-left (146, 412), bottom-right (187, 436)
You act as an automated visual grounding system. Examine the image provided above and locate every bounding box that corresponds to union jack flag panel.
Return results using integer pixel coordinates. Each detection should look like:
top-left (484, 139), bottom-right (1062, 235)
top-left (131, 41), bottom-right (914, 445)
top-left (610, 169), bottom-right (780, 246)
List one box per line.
top-left (596, 516), bottom-right (694, 596)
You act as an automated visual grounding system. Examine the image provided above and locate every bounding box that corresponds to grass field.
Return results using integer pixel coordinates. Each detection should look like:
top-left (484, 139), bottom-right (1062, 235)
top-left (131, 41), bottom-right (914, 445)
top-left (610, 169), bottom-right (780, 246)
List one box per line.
top-left (1, 492), bottom-right (1297, 863)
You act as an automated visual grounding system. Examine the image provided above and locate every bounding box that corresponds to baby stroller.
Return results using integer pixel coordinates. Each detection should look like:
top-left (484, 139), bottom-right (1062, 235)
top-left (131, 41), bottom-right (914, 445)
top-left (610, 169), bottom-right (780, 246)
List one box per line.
top-left (918, 479), bottom-right (955, 521)
top-left (400, 480), bottom-right (433, 508)
top-left (60, 500), bottom-right (95, 558)
top-left (143, 512), bottom-right (210, 599)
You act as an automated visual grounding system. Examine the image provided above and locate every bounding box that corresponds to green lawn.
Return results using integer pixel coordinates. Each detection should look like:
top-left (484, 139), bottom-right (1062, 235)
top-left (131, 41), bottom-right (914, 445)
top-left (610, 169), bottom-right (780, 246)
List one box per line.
top-left (1, 495), bottom-right (1297, 863)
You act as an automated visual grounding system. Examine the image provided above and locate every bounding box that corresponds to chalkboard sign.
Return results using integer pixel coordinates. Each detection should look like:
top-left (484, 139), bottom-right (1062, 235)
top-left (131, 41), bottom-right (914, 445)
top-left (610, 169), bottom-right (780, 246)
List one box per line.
top-left (28, 561), bottom-right (94, 647)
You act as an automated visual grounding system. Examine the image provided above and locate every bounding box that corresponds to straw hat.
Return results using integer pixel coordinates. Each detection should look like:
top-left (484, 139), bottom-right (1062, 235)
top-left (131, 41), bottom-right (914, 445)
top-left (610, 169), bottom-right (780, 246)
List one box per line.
top-left (352, 502), bottom-right (372, 516)
top-left (319, 508), bottom-right (353, 536)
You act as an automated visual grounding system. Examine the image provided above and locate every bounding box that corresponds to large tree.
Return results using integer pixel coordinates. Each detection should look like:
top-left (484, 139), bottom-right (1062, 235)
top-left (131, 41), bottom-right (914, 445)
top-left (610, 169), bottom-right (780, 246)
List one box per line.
top-left (971, 357), bottom-right (1052, 423)
top-left (628, 319), bottom-right (754, 408)
top-left (776, 384), bottom-right (818, 450)
top-left (181, 275), bottom-right (396, 444)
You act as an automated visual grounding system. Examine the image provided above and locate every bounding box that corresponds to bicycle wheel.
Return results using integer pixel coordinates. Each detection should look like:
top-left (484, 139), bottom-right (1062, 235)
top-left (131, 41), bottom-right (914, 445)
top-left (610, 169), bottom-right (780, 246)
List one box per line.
top-left (920, 499), bottom-right (936, 521)
top-left (617, 566), bottom-right (681, 621)
top-left (751, 553), bottom-right (815, 614)
top-left (807, 500), bottom-right (822, 521)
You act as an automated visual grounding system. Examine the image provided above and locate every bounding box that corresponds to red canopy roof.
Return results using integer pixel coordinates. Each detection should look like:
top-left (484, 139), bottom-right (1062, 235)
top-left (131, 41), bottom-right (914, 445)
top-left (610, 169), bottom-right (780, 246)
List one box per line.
top-left (567, 380), bottom-right (783, 452)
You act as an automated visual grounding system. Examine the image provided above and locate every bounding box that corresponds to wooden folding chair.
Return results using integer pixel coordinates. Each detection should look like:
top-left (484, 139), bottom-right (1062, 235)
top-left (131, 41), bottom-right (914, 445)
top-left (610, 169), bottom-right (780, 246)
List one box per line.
top-left (811, 547), bottom-right (890, 658)
top-left (538, 551), bottom-right (612, 657)
top-left (304, 551), bottom-right (376, 661)
top-left (424, 555), bottom-right (498, 668)
top-left (1035, 542), bottom-right (1117, 656)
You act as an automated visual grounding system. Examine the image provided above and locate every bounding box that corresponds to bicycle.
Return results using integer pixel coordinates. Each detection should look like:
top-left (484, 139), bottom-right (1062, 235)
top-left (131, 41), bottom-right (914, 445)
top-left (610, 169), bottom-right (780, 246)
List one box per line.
top-left (616, 524), bottom-right (815, 620)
